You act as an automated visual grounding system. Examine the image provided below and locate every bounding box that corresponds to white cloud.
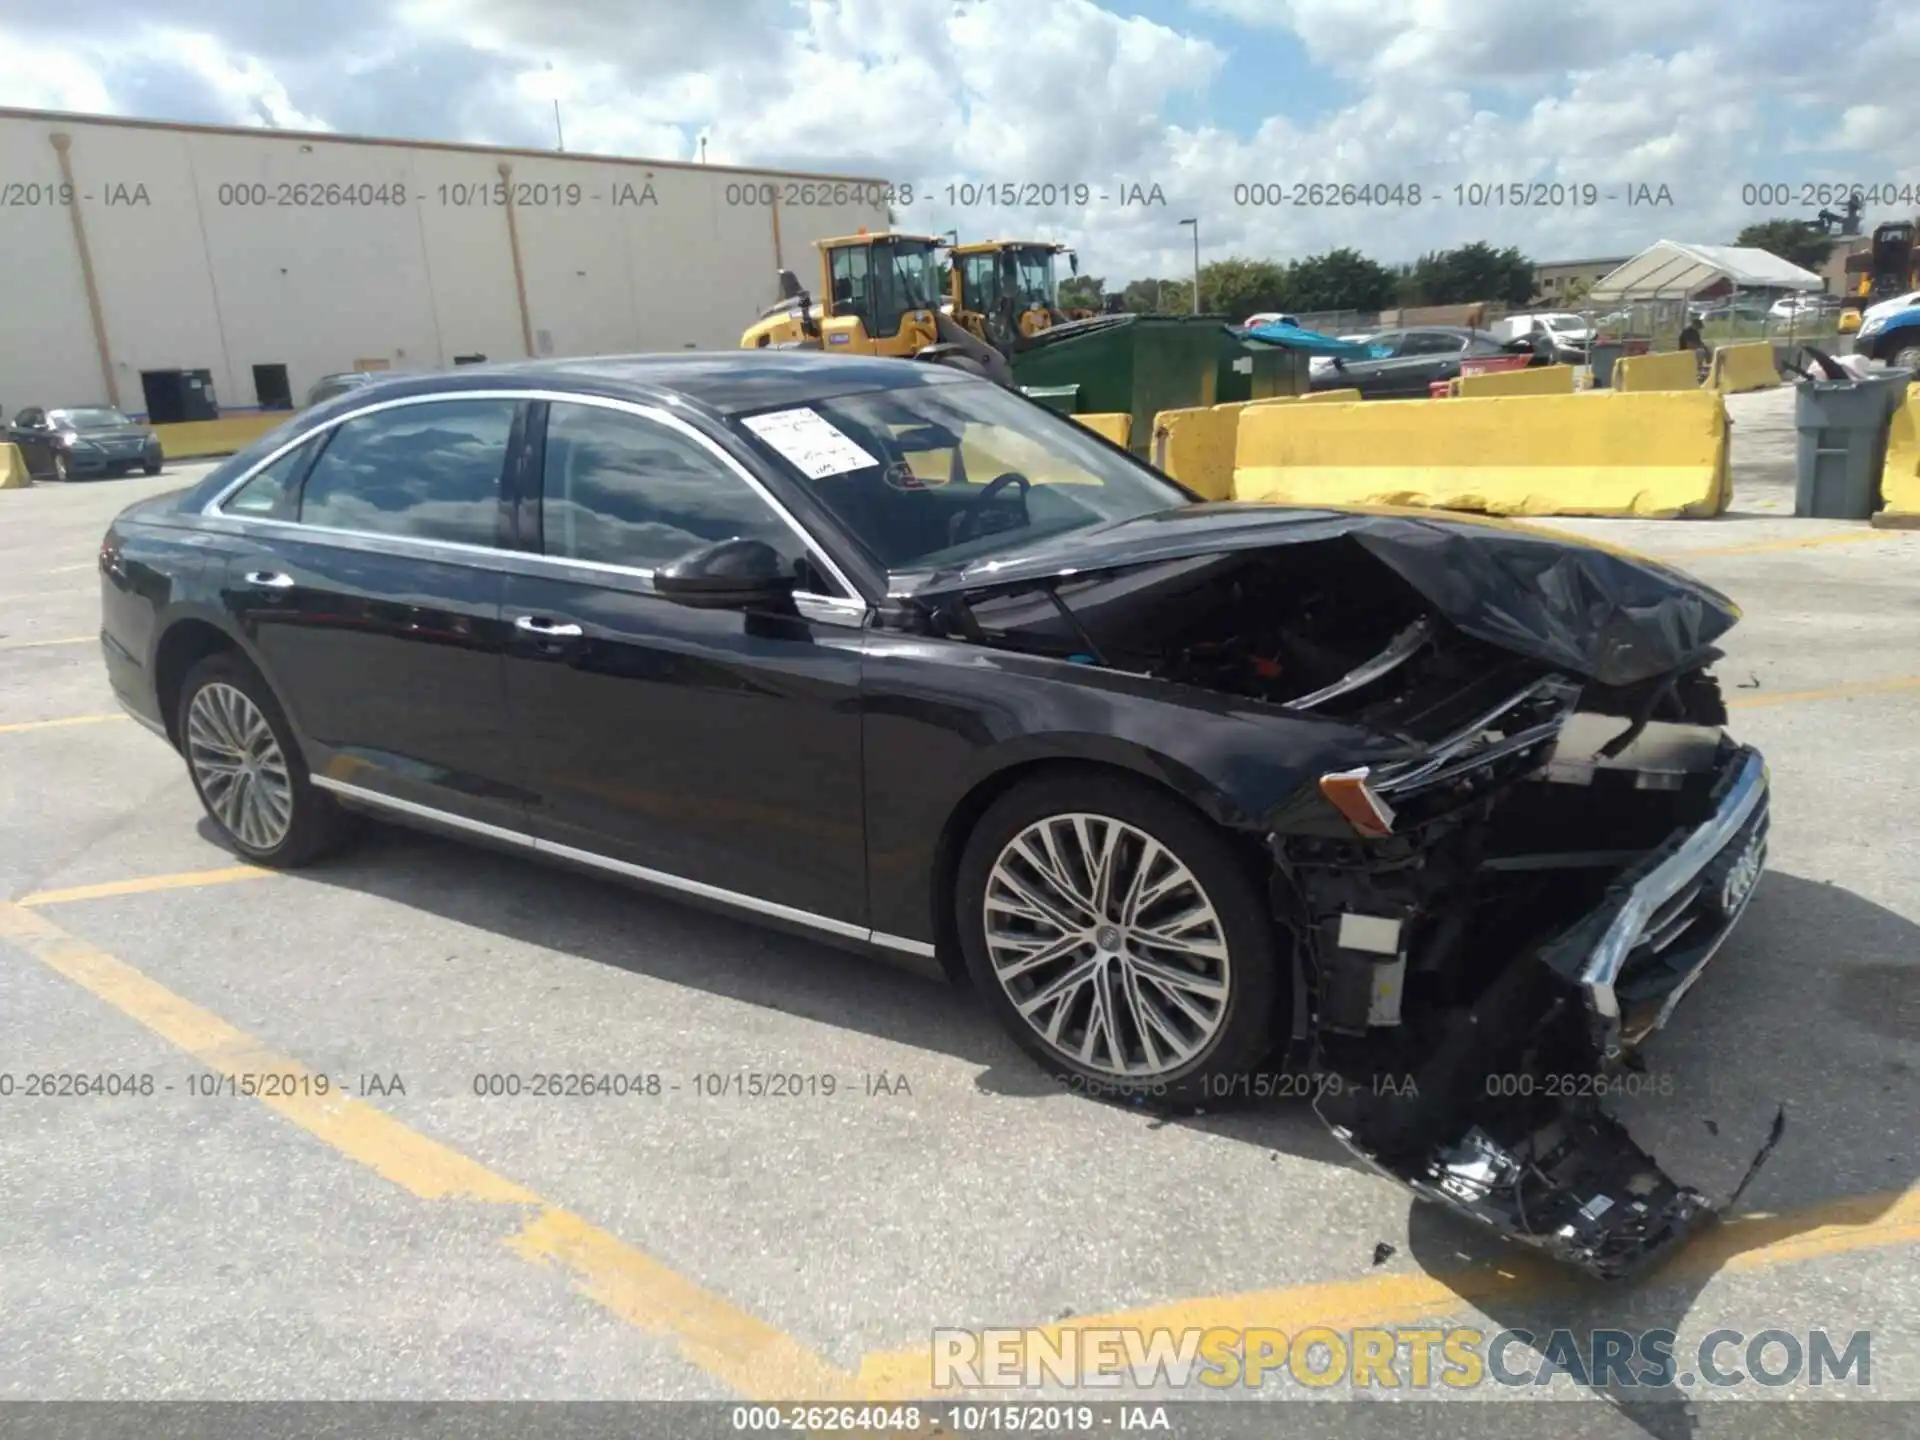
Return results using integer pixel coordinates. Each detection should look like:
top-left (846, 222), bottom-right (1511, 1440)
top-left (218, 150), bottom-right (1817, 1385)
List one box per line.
top-left (5, 0), bottom-right (1918, 284)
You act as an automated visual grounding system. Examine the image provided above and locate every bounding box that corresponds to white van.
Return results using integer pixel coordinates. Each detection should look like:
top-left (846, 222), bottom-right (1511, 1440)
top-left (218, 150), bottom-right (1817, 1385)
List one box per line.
top-left (1494, 312), bottom-right (1594, 347)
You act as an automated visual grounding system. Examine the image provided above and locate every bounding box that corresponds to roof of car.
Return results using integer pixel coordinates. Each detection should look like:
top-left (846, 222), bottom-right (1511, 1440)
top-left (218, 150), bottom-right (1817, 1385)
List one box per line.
top-left (342, 351), bottom-right (967, 418)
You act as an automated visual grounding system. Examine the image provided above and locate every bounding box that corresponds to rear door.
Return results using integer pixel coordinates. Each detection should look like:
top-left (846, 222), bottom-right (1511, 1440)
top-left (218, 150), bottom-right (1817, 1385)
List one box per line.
top-left (1339, 332), bottom-right (1405, 396)
top-left (211, 393), bottom-right (529, 832)
top-left (1386, 330), bottom-right (1470, 394)
top-left (499, 397), bottom-right (870, 928)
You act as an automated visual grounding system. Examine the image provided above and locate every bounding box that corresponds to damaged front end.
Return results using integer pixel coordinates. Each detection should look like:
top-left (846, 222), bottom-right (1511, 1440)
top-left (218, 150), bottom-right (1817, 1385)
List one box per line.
top-left (1290, 684), bottom-right (1769, 1280)
top-left (1263, 624), bottom-right (1772, 1280)
top-left (907, 514), bottom-right (1773, 1280)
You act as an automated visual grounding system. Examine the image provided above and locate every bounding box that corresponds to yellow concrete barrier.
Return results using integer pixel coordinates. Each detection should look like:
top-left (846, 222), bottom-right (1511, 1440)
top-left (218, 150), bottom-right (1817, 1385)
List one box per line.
top-left (1707, 342), bottom-right (1780, 394)
top-left (1071, 412), bottom-right (1132, 448)
top-left (1249, 388), bottom-right (1361, 405)
top-left (1454, 364), bottom-right (1576, 397)
top-left (1612, 350), bottom-right (1702, 393)
top-left (152, 413), bottom-right (289, 461)
top-left (1876, 382), bottom-right (1920, 529)
top-left (1150, 402), bottom-right (1246, 500)
top-left (0, 443), bottom-right (31, 489)
top-left (1233, 390), bottom-right (1732, 519)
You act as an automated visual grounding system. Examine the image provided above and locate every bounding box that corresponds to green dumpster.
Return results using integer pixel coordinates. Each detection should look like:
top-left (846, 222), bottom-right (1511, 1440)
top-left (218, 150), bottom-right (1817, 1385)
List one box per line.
top-left (1011, 315), bottom-right (1238, 458)
top-left (1019, 384), bottom-right (1081, 416)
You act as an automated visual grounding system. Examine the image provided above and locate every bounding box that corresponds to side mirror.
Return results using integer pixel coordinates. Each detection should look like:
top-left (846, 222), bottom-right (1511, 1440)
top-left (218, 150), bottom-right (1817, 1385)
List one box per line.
top-left (655, 537), bottom-right (798, 611)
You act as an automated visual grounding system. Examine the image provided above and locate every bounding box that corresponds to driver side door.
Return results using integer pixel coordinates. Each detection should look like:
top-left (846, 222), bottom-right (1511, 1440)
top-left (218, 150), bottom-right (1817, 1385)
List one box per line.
top-left (499, 397), bottom-right (871, 929)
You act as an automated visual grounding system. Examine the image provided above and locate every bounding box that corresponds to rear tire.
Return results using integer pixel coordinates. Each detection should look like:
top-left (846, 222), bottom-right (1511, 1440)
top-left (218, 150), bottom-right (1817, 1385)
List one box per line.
top-left (176, 652), bottom-right (346, 868)
top-left (956, 771), bottom-right (1283, 1111)
top-left (1892, 344), bottom-right (1920, 374)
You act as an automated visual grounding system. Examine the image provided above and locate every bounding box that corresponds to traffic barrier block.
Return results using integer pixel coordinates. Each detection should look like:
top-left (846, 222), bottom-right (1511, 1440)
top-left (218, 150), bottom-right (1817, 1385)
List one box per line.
top-left (1454, 364), bottom-right (1576, 397)
top-left (152, 413), bottom-right (288, 460)
top-left (1707, 342), bottom-right (1781, 394)
top-left (1071, 412), bottom-right (1132, 448)
top-left (1612, 350), bottom-right (1702, 393)
top-left (1875, 382), bottom-right (1920, 529)
top-left (0, 443), bottom-right (30, 489)
top-left (1249, 389), bottom-right (1361, 405)
top-left (1233, 390), bottom-right (1732, 519)
top-left (1151, 402), bottom-right (1245, 500)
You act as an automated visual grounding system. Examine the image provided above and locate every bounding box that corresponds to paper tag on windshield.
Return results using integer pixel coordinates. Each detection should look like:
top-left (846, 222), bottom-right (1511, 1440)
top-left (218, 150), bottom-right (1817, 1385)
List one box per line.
top-left (741, 407), bottom-right (878, 479)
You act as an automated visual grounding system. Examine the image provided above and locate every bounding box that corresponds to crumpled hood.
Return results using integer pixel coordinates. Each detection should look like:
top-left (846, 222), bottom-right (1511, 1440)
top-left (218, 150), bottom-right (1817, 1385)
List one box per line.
top-left (899, 503), bottom-right (1740, 688)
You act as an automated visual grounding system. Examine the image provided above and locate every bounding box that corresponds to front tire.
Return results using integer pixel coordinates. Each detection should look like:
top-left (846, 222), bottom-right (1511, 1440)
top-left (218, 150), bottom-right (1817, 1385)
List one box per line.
top-left (956, 772), bottom-right (1282, 1110)
top-left (176, 652), bottom-right (345, 867)
top-left (1892, 344), bottom-right (1920, 374)
top-left (143, 459), bottom-right (163, 476)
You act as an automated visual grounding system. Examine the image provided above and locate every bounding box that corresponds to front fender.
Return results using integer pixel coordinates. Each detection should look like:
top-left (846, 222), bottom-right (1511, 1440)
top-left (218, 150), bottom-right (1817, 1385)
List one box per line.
top-left (858, 631), bottom-right (1406, 944)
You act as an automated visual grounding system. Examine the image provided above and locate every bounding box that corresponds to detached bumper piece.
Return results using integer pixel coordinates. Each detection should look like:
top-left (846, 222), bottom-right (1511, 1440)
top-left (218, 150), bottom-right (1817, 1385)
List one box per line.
top-left (1313, 744), bottom-right (1772, 1280)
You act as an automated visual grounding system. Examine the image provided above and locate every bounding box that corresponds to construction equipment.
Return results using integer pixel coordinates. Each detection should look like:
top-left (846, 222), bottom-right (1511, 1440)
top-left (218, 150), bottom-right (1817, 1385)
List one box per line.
top-left (946, 240), bottom-right (1090, 349)
top-left (740, 230), bottom-right (1014, 385)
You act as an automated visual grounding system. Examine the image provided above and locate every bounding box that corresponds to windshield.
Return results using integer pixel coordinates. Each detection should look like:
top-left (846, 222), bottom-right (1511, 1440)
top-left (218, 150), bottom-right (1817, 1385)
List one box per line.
top-left (732, 378), bottom-right (1188, 573)
top-left (870, 242), bottom-right (941, 332)
top-left (53, 407), bottom-right (133, 429)
top-left (1011, 248), bottom-right (1056, 309)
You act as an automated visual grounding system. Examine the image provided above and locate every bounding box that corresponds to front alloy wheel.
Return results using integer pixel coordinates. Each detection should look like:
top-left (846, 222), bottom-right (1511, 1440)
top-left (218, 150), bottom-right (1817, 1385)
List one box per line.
top-left (185, 681), bottom-right (295, 851)
top-left (986, 814), bottom-right (1232, 1077)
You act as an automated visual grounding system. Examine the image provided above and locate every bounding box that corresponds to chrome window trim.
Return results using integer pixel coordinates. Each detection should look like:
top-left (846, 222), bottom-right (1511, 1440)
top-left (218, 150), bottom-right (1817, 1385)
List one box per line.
top-left (309, 776), bottom-right (921, 953)
top-left (201, 387), bottom-right (861, 602)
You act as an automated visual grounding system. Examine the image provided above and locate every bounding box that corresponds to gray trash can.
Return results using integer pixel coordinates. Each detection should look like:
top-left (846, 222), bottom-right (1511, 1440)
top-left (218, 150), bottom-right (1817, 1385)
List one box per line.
top-left (1793, 368), bottom-right (1913, 518)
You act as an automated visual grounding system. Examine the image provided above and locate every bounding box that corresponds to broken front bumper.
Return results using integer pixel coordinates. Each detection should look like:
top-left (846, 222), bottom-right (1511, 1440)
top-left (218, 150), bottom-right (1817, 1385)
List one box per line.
top-left (1321, 742), bottom-right (1773, 1280)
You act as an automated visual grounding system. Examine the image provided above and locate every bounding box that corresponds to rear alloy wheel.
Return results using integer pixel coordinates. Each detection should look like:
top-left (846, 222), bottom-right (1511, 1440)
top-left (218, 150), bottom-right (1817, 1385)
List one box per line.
top-left (51, 452), bottom-right (69, 482)
top-left (957, 775), bottom-right (1281, 1109)
top-left (177, 653), bottom-right (345, 867)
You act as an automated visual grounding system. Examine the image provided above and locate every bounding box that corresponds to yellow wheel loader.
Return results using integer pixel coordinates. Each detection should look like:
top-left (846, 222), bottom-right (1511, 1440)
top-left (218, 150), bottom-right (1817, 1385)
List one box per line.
top-left (946, 240), bottom-right (1091, 349)
top-left (740, 230), bottom-right (1016, 386)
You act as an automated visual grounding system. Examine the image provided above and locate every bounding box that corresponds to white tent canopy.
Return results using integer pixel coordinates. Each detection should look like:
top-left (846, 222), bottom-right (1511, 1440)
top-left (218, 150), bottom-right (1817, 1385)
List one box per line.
top-left (1589, 241), bottom-right (1824, 301)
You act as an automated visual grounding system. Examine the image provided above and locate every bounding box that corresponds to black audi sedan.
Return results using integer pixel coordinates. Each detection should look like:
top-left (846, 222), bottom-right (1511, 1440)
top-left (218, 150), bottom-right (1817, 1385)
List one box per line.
top-left (98, 352), bottom-right (1770, 1279)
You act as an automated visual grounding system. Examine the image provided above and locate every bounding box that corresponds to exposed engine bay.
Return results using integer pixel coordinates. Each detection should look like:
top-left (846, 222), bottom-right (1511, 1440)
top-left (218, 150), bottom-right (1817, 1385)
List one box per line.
top-left (914, 535), bottom-right (1777, 1279)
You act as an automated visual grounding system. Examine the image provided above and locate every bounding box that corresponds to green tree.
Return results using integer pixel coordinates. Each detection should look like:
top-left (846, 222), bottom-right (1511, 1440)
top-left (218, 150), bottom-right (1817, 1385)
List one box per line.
top-left (1400, 243), bottom-right (1534, 306)
top-left (1059, 273), bottom-right (1106, 310)
top-left (1120, 278), bottom-right (1188, 313)
top-left (1195, 257), bottom-right (1289, 319)
top-left (1280, 248), bottom-right (1400, 313)
top-left (1735, 219), bottom-right (1836, 273)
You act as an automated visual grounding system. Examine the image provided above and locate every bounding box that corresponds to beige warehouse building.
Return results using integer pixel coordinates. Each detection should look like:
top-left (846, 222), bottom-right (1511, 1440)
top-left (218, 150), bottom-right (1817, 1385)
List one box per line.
top-left (0, 107), bottom-right (891, 419)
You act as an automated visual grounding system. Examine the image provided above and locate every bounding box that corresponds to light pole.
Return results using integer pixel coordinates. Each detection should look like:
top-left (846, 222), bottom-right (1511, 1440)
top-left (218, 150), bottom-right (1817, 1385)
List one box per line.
top-left (1179, 217), bottom-right (1199, 313)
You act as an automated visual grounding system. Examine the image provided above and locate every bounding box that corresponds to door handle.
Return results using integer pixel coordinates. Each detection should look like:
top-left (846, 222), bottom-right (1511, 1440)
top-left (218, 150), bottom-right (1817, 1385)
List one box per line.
top-left (243, 571), bottom-right (295, 589)
top-left (513, 615), bottom-right (583, 637)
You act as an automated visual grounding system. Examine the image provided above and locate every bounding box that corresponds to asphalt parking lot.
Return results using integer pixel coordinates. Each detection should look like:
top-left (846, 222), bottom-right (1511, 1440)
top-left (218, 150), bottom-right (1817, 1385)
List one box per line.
top-left (3, 388), bottom-right (1918, 1428)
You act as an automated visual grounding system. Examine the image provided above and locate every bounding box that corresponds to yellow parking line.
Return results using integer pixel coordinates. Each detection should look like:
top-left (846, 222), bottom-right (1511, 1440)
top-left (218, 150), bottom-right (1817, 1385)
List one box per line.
top-left (0, 899), bottom-right (855, 1402)
top-left (1685, 530), bottom-right (1904, 558)
top-left (1728, 675), bottom-right (1920, 709)
top-left (15, 865), bottom-right (271, 907)
top-left (851, 1186), bottom-right (1920, 1399)
top-left (0, 713), bottom-right (128, 735)
top-left (0, 634), bottom-right (93, 650)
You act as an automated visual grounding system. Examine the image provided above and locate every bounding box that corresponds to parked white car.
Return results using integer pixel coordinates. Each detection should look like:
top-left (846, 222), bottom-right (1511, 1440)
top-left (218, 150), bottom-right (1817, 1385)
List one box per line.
top-left (1493, 312), bottom-right (1595, 347)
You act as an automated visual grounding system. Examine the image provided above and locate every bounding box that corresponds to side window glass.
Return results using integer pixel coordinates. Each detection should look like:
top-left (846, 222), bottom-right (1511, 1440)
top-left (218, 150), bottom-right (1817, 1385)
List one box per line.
top-left (222, 437), bottom-right (317, 518)
top-left (541, 403), bottom-right (812, 580)
top-left (298, 398), bottom-right (517, 546)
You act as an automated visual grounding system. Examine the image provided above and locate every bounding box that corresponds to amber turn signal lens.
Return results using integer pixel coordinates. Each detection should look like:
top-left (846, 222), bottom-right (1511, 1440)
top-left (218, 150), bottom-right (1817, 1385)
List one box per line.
top-left (1320, 768), bottom-right (1396, 838)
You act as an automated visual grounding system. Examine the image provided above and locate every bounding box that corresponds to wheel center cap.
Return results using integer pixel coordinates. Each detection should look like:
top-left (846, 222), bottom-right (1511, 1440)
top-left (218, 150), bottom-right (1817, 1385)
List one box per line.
top-left (1095, 924), bottom-right (1123, 951)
